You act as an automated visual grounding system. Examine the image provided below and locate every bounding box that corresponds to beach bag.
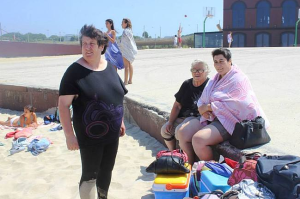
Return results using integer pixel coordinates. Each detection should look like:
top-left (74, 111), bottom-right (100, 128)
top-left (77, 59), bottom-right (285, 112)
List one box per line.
top-left (146, 149), bottom-right (190, 174)
top-left (230, 116), bottom-right (271, 149)
top-left (256, 155), bottom-right (300, 199)
top-left (227, 152), bottom-right (261, 186)
top-left (156, 149), bottom-right (188, 162)
top-left (230, 179), bottom-right (275, 199)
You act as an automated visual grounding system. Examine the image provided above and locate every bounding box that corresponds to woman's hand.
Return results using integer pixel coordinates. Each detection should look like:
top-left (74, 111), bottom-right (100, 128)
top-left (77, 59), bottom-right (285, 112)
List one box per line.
top-left (119, 120), bottom-right (126, 137)
top-left (201, 111), bottom-right (213, 120)
top-left (198, 104), bottom-right (211, 115)
top-left (66, 135), bottom-right (79, 151)
top-left (165, 121), bottom-right (174, 133)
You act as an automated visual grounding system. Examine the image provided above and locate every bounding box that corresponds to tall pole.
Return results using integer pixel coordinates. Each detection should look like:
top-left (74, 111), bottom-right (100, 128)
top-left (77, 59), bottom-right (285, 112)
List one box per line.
top-left (0, 23), bottom-right (2, 40)
top-left (202, 16), bottom-right (208, 48)
top-left (160, 26), bottom-right (161, 38)
top-left (294, 19), bottom-right (300, 46)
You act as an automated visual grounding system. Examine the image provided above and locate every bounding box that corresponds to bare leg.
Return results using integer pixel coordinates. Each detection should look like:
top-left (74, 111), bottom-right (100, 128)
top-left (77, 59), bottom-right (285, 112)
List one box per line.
top-left (128, 62), bottom-right (133, 84)
top-left (192, 125), bottom-right (223, 161)
top-left (229, 42), bottom-right (231, 48)
top-left (176, 119), bottom-right (203, 164)
top-left (123, 57), bottom-right (129, 85)
top-left (161, 122), bottom-right (176, 150)
top-left (0, 117), bottom-right (13, 126)
top-left (79, 180), bottom-right (96, 199)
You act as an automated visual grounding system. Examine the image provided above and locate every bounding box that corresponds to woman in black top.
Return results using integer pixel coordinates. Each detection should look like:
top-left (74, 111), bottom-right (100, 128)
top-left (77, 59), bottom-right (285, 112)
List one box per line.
top-left (161, 60), bottom-right (209, 150)
top-left (58, 25), bottom-right (127, 199)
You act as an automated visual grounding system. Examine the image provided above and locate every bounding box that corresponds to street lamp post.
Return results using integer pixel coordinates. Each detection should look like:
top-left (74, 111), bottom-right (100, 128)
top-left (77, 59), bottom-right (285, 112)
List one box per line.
top-left (202, 16), bottom-right (209, 48)
top-left (294, 9), bottom-right (300, 47)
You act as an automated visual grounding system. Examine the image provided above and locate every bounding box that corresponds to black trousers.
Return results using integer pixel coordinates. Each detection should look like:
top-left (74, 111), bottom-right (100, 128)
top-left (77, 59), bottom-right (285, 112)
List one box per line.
top-left (79, 139), bottom-right (119, 198)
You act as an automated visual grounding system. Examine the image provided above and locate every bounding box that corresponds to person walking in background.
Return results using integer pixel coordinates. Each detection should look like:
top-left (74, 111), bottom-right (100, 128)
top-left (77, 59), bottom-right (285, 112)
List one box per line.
top-left (104, 19), bottom-right (124, 71)
top-left (178, 24), bottom-right (183, 48)
top-left (120, 18), bottom-right (137, 85)
top-left (227, 32), bottom-right (233, 48)
top-left (59, 24), bottom-right (127, 199)
top-left (174, 35), bottom-right (178, 47)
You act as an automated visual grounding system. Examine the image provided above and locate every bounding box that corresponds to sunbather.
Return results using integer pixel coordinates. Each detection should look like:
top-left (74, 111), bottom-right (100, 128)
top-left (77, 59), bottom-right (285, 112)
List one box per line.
top-left (0, 105), bottom-right (38, 128)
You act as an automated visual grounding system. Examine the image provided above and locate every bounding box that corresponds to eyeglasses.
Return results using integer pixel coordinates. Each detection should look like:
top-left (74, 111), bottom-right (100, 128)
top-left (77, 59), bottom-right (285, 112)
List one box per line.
top-left (191, 69), bottom-right (206, 73)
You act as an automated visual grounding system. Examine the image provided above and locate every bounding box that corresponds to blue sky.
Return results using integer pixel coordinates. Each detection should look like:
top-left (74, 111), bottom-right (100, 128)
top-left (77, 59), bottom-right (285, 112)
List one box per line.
top-left (0, 0), bottom-right (223, 38)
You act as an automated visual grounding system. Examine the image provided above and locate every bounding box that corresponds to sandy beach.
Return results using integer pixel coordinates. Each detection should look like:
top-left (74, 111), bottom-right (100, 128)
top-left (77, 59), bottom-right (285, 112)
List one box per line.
top-left (0, 108), bottom-right (165, 199)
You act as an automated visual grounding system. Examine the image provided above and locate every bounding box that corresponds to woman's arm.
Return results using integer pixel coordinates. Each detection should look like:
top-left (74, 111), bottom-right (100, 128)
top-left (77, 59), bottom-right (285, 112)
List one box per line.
top-left (198, 104), bottom-right (212, 115)
top-left (169, 101), bottom-right (182, 124)
top-left (120, 118), bottom-right (126, 137)
top-left (59, 95), bottom-right (79, 150)
top-left (28, 113), bottom-right (38, 128)
top-left (32, 113), bottom-right (37, 123)
top-left (105, 30), bottom-right (116, 43)
top-left (166, 101), bottom-right (182, 132)
top-left (19, 115), bottom-right (25, 127)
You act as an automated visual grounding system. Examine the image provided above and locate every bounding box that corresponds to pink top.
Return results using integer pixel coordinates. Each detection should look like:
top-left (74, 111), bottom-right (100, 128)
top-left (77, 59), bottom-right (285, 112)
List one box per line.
top-left (197, 64), bottom-right (269, 135)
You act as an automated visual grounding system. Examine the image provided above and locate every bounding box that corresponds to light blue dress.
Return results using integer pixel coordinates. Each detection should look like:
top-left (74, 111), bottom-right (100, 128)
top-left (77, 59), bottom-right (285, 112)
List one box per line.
top-left (105, 33), bottom-right (124, 69)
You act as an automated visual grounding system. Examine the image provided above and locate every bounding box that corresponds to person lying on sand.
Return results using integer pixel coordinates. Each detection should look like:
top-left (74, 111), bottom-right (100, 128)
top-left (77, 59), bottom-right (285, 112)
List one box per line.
top-left (0, 105), bottom-right (38, 128)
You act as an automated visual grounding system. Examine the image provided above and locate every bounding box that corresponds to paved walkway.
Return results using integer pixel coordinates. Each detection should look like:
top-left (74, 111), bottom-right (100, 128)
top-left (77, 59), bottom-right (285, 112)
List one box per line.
top-left (0, 47), bottom-right (300, 155)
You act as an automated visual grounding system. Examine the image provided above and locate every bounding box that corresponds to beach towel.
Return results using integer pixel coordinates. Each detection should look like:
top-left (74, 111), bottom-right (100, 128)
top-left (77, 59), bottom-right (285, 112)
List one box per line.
top-left (27, 138), bottom-right (51, 156)
top-left (5, 128), bottom-right (33, 139)
top-left (197, 64), bottom-right (269, 135)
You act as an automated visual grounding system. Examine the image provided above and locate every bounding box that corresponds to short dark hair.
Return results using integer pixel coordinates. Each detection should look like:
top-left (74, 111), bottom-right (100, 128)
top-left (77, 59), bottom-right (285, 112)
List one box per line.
top-left (79, 24), bottom-right (108, 54)
top-left (212, 48), bottom-right (232, 61)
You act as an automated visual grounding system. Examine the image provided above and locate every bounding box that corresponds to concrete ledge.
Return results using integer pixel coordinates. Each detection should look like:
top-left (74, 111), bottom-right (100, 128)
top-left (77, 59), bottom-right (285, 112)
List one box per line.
top-left (0, 84), bottom-right (58, 111)
top-left (123, 96), bottom-right (275, 161)
top-left (0, 84), bottom-right (262, 161)
top-left (124, 96), bottom-right (169, 146)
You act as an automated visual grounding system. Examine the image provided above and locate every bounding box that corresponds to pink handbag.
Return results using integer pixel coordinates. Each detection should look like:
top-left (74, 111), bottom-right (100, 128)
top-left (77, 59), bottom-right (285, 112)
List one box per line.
top-left (156, 149), bottom-right (188, 162)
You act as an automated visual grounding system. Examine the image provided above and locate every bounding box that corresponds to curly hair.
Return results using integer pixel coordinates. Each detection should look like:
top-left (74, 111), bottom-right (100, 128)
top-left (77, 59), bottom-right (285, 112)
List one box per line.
top-left (79, 24), bottom-right (108, 54)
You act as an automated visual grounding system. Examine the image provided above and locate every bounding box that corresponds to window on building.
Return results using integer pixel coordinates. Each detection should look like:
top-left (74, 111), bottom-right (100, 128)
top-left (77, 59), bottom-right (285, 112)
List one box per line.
top-left (232, 33), bottom-right (245, 47)
top-left (256, 33), bottom-right (270, 47)
top-left (257, 1), bottom-right (271, 27)
top-left (232, 2), bottom-right (246, 28)
top-left (282, 0), bottom-right (297, 27)
top-left (282, 32), bottom-right (295, 46)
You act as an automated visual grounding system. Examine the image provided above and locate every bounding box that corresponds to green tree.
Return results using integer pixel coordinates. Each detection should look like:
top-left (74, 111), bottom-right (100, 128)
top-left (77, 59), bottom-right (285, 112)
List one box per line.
top-left (142, 31), bottom-right (149, 38)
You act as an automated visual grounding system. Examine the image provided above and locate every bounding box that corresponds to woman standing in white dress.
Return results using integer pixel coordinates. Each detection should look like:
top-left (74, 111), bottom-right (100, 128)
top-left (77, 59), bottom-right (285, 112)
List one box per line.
top-left (120, 18), bottom-right (137, 85)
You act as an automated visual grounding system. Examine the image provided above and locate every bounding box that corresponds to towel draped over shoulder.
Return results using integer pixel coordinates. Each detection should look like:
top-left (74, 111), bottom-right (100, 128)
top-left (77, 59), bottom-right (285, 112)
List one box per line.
top-left (197, 64), bottom-right (269, 135)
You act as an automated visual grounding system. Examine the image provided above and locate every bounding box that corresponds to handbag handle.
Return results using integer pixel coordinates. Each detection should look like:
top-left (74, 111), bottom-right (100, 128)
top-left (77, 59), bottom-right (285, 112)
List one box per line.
top-left (171, 149), bottom-right (189, 169)
top-left (278, 159), bottom-right (300, 171)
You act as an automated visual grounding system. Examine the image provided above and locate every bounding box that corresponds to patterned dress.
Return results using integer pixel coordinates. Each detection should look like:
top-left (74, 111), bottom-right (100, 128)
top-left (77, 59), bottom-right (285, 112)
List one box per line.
top-left (105, 33), bottom-right (124, 69)
top-left (120, 28), bottom-right (137, 63)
